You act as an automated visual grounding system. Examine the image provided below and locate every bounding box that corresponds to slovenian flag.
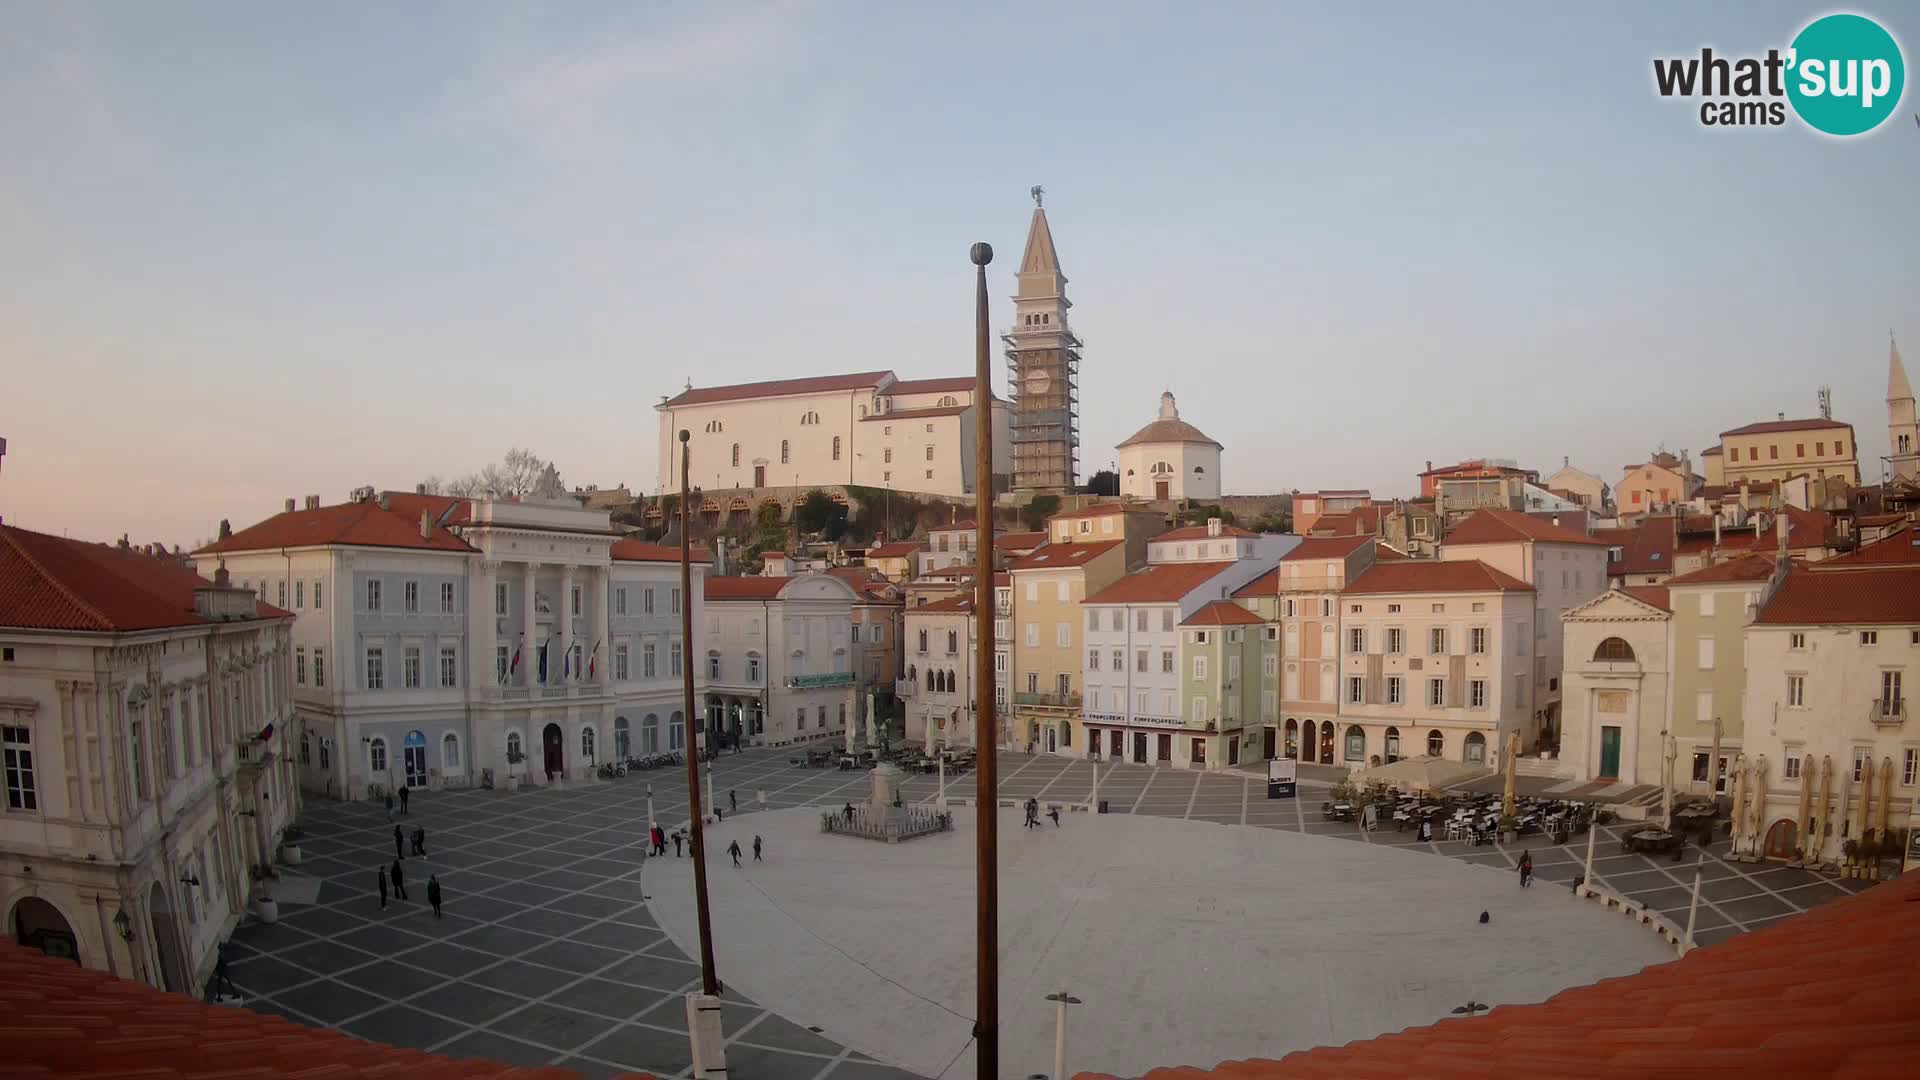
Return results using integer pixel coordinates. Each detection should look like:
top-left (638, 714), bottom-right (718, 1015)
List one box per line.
top-left (253, 722), bottom-right (275, 743)
top-left (587, 639), bottom-right (601, 680)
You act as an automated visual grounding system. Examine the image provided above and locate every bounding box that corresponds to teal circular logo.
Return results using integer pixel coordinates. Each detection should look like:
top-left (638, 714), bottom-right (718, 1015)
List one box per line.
top-left (1786, 13), bottom-right (1906, 136)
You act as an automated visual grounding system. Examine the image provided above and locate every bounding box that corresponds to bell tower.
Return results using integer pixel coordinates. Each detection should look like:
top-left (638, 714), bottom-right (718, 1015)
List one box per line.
top-left (1889, 334), bottom-right (1918, 483)
top-left (1003, 189), bottom-right (1080, 496)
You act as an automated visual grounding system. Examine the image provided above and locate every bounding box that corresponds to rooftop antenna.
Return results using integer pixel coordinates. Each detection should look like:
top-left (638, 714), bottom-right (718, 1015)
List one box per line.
top-left (1817, 385), bottom-right (1832, 420)
top-left (1030, 185), bottom-right (1044, 208)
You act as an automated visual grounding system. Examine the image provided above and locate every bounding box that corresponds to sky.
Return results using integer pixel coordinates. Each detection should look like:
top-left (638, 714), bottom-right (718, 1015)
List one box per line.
top-left (2, 1), bottom-right (1916, 547)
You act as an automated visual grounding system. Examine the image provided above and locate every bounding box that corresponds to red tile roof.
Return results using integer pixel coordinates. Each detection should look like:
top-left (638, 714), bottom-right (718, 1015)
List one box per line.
top-left (1756, 564), bottom-right (1920, 625)
top-left (1676, 509), bottom-right (1833, 557)
top-left (0, 941), bottom-right (641, 1079)
top-left (994, 531), bottom-right (1048, 550)
top-left (917, 594), bottom-right (977, 613)
top-left (1601, 516), bottom-right (1677, 577)
top-left (1306, 505), bottom-right (1382, 536)
top-left (196, 501), bottom-right (476, 555)
top-left (887, 376), bottom-right (977, 395)
top-left (1085, 561), bottom-right (1238, 605)
top-left (1182, 599), bottom-right (1264, 626)
top-left (1444, 509), bottom-right (1606, 547)
top-left (1278, 535), bottom-right (1374, 561)
top-left (1619, 585), bottom-right (1672, 612)
top-left (1699, 444), bottom-right (1722, 456)
top-left (1231, 566), bottom-right (1280, 598)
top-left (1083, 869), bottom-right (1920, 1080)
top-left (1419, 458), bottom-right (1532, 478)
top-left (930, 519), bottom-right (980, 531)
top-left (1009, 539), bottom-right (1124, 571)
top-left (379, 490), bottom-right (475, 526)
top-left (2, 525), bottom-right (288, 632)
top-left (704, 576), bottom-right (790, 600)
top-left (610, 539), bottom-right (710, 563)
top-left (1344, 560), bottom-right (1533, 595)
top-left (866, 541), bottom-right (924, 559)
top-left (1720, 416), bottom-right (1852, 436)
top-left (659, 370), bottom-right (891, 407)
top-left (1818, 525), bottom-right (1920, 566)
top-left (1153, 523), bottom-right (1258, 542)
top-left (1664, 553), bottom-right (1779, 586)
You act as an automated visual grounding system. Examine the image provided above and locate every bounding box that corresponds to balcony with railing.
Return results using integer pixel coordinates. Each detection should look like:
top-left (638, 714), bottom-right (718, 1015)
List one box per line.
top-left (1013, 690), bottom-right (1081, 709)
top-left (1869, 698), bottom-right (1908, 728)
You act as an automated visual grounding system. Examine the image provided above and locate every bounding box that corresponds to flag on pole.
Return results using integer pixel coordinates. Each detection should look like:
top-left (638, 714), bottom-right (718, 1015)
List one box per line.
top-left (587, 639), bottom-right (602, 680)
top-left (509, 637), bottom-right (523, 677)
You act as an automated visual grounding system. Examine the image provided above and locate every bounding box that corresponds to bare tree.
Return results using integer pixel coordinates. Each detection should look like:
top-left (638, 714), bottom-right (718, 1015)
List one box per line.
top-left (436, 449), bottom-right (561, 499)
top-left (417, 475), bottom-right (447, 496)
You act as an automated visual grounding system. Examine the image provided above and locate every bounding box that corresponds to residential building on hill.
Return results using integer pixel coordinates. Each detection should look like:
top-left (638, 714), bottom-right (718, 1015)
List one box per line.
top-left (1290, 490), bottom-right (1370, 535)
top-left (196, 483), bottom-right (708, 798)
top-left (1617, 451), bottom-right (1700, 519)
top-left (1116, 391), bottom-right (1222, 502)
top-left (1545, 457), bottom-right (1610, 511)
top-left (653, 371), bottom-right (1010, 499)
top-left (862, 540), bottom-right (923, 582)
top-left (1712, 416), bottom-right (1859, 487)
top-left (1418, 458), bottom-right (1537, 500)
top-left (1740, 561), bottom-right (1917, 863)
top-left (702, 573), bottom-right (861, 748)
top-left (1, 525), bottom-right (293, 994)
top-left (922, 519), bottom-right (988, 573)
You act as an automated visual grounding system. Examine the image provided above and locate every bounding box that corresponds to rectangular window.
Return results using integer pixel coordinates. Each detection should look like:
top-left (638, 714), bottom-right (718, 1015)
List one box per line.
top-left (314, 647), bottom-right (326, 688)
top-left (1699, 591), bottom-right (1714, 617)
top-left (440, 582), bottom-right (455, 613)
top-left (1696, 689), bottom-right (1714, 727)
top-left (4, 725), bottom-right (37, 811)
top-left (1697, 637), bottom-right (1715, 670)
top-left (1056, 623), bottom-right (1071, 647)
top-left (1784, 749), bottom-right (1802, 780)
top-left (1025, 624), bottom-right (1038, 647)
top-left (1387, 604), bottom-right (1401, 614)
top-left (1193, 656), bottom-right (1208, 680)
top-left (439, 647), bottom-right (458, 688)
top-left (496, 644), bottom-right (509, 682)
top-left (1088, 649), bottom-right (1100, 671)
top-left (1109, 609), bottom-right (1123, 631)
top-left (1853, 747), bottom-right (1868, 782)
top-left (1347, 676), bottom-right (1365, 704)
top-left (1906, 748), bottom-right (1919, 786)
top-left (1882, 670), bottom-right (1904, 713)
top-left (708, 655), bottom-right (721, 680)
top-left (1790, 632), bottom-right (1806, 650)
top-left (884, 448), bottom-right (892, 463)
top-left (496, 583), bottom-right (508, 615)
top-left (1321, 599), bottom-right (1332, 617)
top-left (1470, 679), bottom-right (1487, 708)
top-left (1348, 628), bottom-right (1365, 654)
top-left (1386, 628), bottom-right (1403, 654)
top-left (1861, 630), bottom-right (1879, 645)
top-left (1430, 627), bottom-right (1447, 654)
top-left (366, 579), bottom-right (382, 612)
top-left (403, 646), bottom-right (421, 688)
top-left (294, 580), bottom-right (304, 609)
top-left (615, 587), bottom-right (628, 616)
top-left (1136, 609), bottom-right (1148, 631)
top-left (366, 647), bottom-right (385, 690)
top-left (1387, 676), bottom-right (1403, 705)
top-left (404, 580), bottom-right (419, 613)
top-left (1470, 626), bottom-right (1487, 655)
top-left (1428, 678), bottom-right (1445, 707)
top-left (1161, 649), bottom-right (1173, 673)
top-left (1087, 610), bottom-right (1099, 632)
top-left (671, 587), bottom-right (681, 614)
top-left (1263, 655), bottom-right (1277, 676)
top-left (641, 642), bottom-right (656, 679)
top-left (571, 585), bottom-right (582, 616)
top-left (644, 588), bottom-right (657, 614)
top-left (295, 648), bottom-right (307, 686)
top-left (1787, 674), bottom-right (1805, 708)
top-left (616, 644), bottom-right (632, 680)
top-left (1162, 609), bottom-right (1174, 632)
top-left (1431, 603), bottom-right (1445, 614)
top-left (276, 580), bottom-right (287, 607)
top-left (671, 642), bottom-right (683, 676)
top-left (129, 720), bottom-right (145, 800)
top-left (1769, 444), bottom-right (1778, 459)
top-left (1112, 649), bottom-right (1124, 671)
top-left (925, 445), bottom-right (934, 461)
top-left (748, 656), bottom-right (761, 683)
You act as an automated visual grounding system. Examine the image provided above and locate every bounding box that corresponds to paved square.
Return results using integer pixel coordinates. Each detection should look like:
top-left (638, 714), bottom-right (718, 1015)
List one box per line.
top-left (217, 746), bottom-right (1875, 1078)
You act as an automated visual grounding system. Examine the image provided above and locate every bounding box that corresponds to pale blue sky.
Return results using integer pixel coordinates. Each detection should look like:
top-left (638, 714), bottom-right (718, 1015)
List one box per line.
top-left (2, 1), bottom-right (1914, 545)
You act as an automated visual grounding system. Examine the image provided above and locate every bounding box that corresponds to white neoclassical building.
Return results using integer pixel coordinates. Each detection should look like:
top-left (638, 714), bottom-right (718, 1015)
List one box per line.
top-left (654, 371), bottom-right (1011, 499)
top-left (2, 525), bottom-right (294, 995)
top-left (195, 476), bottom-right (707, 800)
top-left (1559, 587), bottom-right (1673, 785)
top-left (1117, 392), bottom-right (1223, 502)
top-left (702, 573), bottom-right (864, 748)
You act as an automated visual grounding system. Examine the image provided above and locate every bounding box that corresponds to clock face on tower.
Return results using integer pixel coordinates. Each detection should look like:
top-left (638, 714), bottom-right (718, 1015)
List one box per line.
top-left (1024, 369), bottom-right (1052, 396)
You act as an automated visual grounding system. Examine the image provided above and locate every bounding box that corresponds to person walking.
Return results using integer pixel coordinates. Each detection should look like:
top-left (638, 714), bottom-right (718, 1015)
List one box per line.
top-left (398, 785), bottom-right (410, 814)
top-left (390, 857), bottom-right (408, 901)
top-left (414, 826), bottom-right (428, 856)
top-left (1518, 850), bottom-right (1534, 888)
top-left (753, 835), bottom-right (763, 862)
top-left (729, 789), bottom-right (737, 814)
top-left (673, 831), bottom-right (684, 857)
top-left (650, 825), bottom-right (663, 857)
top-left (393, 824), bottom-right (405, 861)
top-left (843, 803), bottom-right (855, 826)
top-left (1047, 805), bottom-right (1061, 828)
top-left (384, 792), bottom-right (394, 822)
top-left (212, 943), bottom-right (237, 1000)
top-left (427, 874), bottom-right (443, 918)
top-left (377, 865), bottom-right (389, 910)
top-left (727, 840), bottom-right (742, 868)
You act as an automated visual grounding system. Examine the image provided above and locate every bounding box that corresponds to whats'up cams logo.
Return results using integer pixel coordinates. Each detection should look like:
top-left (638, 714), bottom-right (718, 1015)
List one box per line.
top-left (1653, 12), bottom-right (1906, 135)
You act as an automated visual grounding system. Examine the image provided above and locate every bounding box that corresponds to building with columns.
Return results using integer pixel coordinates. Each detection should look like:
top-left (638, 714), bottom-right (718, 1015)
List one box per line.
top-left (702, 573), bottom-right (861, 748)
top-left (1558, 586), bottom-right (1673, 786)
top-left (2, 524), bottom-right (294, 996)
top-left (195, 479), bottom-right (707, 800)
top-left (1117, 392), bottom-right (1223, 502)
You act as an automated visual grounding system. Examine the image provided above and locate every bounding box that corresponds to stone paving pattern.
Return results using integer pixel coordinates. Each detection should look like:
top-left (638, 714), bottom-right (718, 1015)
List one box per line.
top-left (220, 745), bottom-right (1879, 1077)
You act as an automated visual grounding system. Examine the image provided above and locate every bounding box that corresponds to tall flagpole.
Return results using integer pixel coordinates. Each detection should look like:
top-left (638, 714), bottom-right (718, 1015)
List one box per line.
top-left (680, 430), bottom-right (720, 995)
top-left (969, 239), bottom-right (999, 1079)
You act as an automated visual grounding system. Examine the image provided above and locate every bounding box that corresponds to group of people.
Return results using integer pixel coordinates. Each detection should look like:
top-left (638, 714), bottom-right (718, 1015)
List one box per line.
top-left (727, 835), bottom-right (763, 867)
top-left (378, 788), bottom-right (442, 917)
top-left (1022, 797), bottom-right (1060, 829)
top-left (649, 824), bottom-right (687, 857)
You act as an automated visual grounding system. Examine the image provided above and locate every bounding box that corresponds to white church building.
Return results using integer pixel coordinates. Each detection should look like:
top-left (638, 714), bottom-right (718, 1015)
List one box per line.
top-left (1118, 392), bottom-right (1223, 502)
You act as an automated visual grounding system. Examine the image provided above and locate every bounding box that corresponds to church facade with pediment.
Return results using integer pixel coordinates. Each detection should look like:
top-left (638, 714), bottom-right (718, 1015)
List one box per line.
top-left (1559, 587), bottom-right (1673, 786)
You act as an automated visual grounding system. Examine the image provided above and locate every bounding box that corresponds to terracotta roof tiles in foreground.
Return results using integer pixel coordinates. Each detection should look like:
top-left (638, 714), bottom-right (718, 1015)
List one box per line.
top-left (2, 524), bottom-right (287, 632)
top-left (1344, 560), bottom-right (1532, 595)
top-left (1077, 870), bottom-right (1920, 1080)
top-left (1756, 563), bottom-right (1920, 625)
top-left (0, 940), bottom-right (644, 1079)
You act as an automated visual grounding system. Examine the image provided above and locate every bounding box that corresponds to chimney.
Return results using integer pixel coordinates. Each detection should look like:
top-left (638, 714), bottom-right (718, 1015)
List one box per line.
top-left (416, 483), bottom-right (427, 495)
top-left (284, 497), bottom-right (295, 513)
top-left (1713, 516), bottom-right (1722, 546)
top-left (1755, 515), bottom-right (1764, 540)
top-left (1777, 411), bottom-right (1785, 421)
top-left (715, 536), bottom-right (729, 577)
top-left (305, 495), bottom-right (320, 510)
top-left (421, 511), bottom-right (432, 539)
top-left (378, 493), bottom-right (391, 511)
top-left (1207, 517), bottom-right (1222, 537)
top-left (1425, 460), bottom-right (1433, 473)
top-left (213, 561), bottom-right (231, 587)
top-left (1776, 511), bottom-right (1789, 547)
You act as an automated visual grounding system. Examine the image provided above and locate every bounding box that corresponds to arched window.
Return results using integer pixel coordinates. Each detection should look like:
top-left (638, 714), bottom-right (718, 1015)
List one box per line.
top-left (368, 736), bottom-right (388, 774)
top-left (938, 395), bottom-right (957, 407)
top-left (442, 732), bottom-right (461, 769)
top-left (641, 714), bottom-right (659, 753)
top-left (1384, 726), bottom-right (1401, 762)
top-left (1426, 729), bottom-right (1444, 757)
top-left (1344, 725), bottom-right (1366, 762)
top-left (506, 731), bottom-right (522, 760)
top-left (668, 711), bottom-right (685, 750)
top-left (1593, 637), bottom-right (1636, 662)
top-left (1284, 718), bottom-right (1298, 757)
top-left (832, 436), bottom-right (842, 461)
top-left (1464, 731), bottom-right (1487, 764)
top-left (581, 726), bottom-right (596, 760)
top-left (614, 716), bottom-right (631, 759)
top-left (781, 440), bottom-right (790, 464)
top-left (1194, 466), bottom-right (1205, 474)
top-left (731, 444), bottom-right (741, 467)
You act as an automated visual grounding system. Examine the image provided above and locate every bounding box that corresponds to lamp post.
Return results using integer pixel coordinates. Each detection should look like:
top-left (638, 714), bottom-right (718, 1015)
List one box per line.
top-left (647, 782), bottom-right (656, 829)
top-left (1045, 988), bottom-right (1082, 1080)
top-left (969, 239), bottom-right (1000, 1080)
top-left (1582, 801), bottom-right (1597, 889)
top-left (1683, 853), bottom-right (1705, 950)
top-left (678, 429), bottom-right (725, 1078)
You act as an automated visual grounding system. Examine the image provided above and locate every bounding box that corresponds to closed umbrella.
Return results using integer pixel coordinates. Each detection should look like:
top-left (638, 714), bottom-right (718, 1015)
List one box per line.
top-left (1796, 752), bottom-right (1813, 858)
top-left (1749, 756), bottom-right (1769, 854)
top-left (1501, 732), bottom-right (1519, 821)
top-left (1878, 756), bottom-right (1895, 838)
top-left (1816, 756), bottom-right (1834, 862)
top-left (1860, 757), bottom-right (1876, 845)
top-left (1727, 754), bottom-right (1745, 852)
